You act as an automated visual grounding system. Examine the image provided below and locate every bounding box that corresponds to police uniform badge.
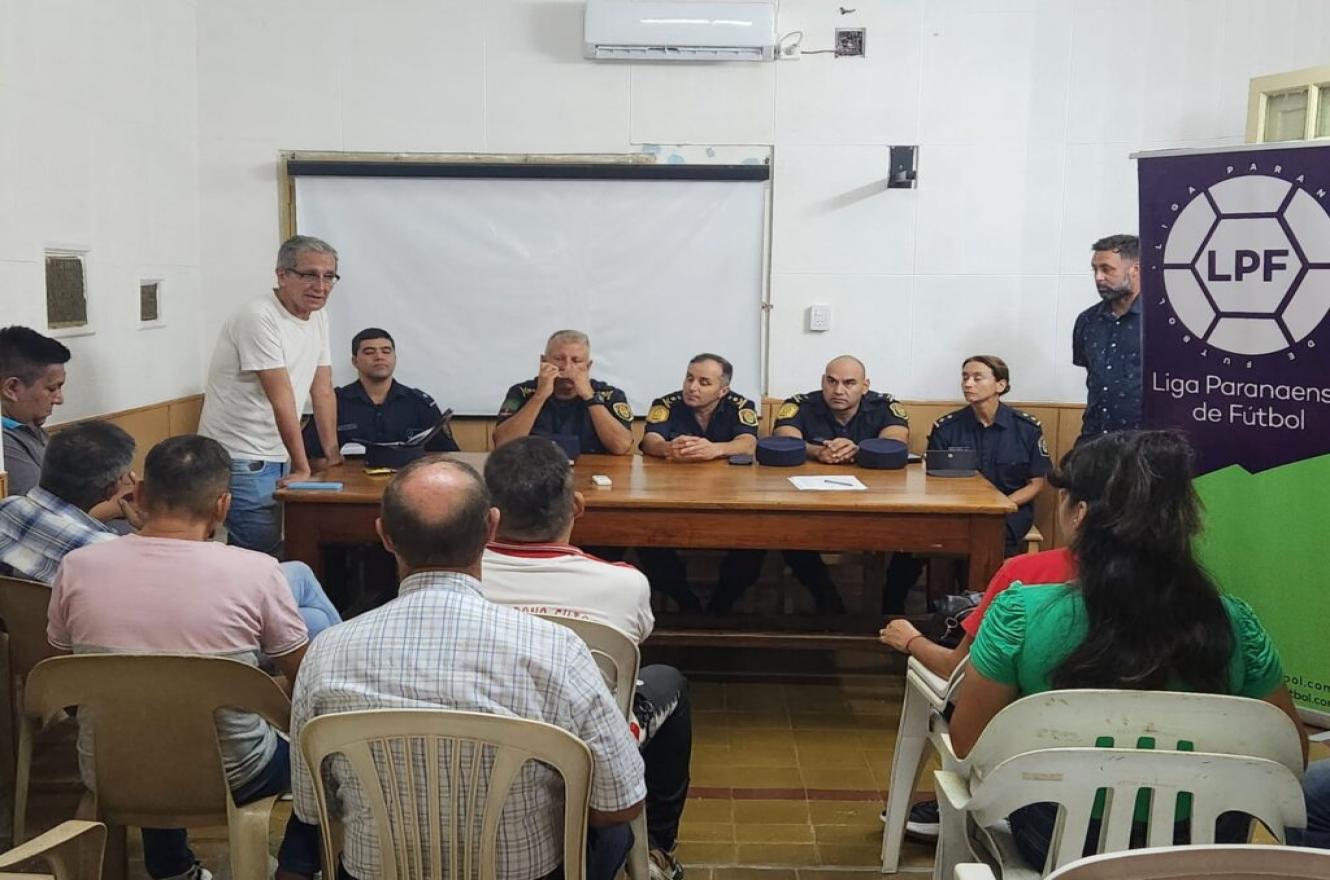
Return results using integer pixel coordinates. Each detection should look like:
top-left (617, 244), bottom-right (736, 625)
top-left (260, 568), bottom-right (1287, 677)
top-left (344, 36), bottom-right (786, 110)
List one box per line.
top-left (647, 404), bottom-right (670, 424)
top-left (777, 401), bottom-right (799, 420)
top-left (739, 407), bottom-right (759, 427)
top-left (890, 401), bottom-right (909, 421)
top-left (613, 402), bottom-right (633, 421)
top-left (1038, 436), bottom-right (1050, 458)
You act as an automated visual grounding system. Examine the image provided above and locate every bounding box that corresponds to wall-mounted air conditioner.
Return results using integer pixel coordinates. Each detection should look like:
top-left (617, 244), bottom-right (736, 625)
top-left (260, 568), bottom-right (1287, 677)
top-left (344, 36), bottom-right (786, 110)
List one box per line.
top-left (584, 0), bottom-right (779, 62)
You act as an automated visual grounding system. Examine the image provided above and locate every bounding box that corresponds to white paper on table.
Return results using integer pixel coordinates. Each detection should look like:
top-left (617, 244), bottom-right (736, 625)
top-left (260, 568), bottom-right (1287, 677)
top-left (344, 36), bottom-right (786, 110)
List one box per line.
top-left (787, 475), bottom-right (867, 491)
top-left (1311, 729), bottom-right (1330, 743)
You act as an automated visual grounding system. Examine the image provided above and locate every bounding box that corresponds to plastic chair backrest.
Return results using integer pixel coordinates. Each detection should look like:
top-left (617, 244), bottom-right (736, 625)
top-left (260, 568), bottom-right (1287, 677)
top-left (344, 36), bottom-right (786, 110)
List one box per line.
top-left (537, 616), bottom-right (640, 717)
top-left (962, 690), bottom-right (1305, 778)
top-left (964, 749), bottom-right (1306, 874)
top-left (22, 654), bottom-right (290, 827)
top-left (1043, 843), bottom-right (1330, 879)
top-left (0, 819), bottom-right (106, 880)
top-left (0, 577), bottom-right (59, 679)
top-left (299, 708), bottom-right (593, 880)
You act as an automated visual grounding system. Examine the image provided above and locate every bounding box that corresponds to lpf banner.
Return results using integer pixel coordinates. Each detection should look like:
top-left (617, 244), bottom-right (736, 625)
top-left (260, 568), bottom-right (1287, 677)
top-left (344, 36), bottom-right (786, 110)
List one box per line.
top-left (1139, 142), bottom-right (1330, 723)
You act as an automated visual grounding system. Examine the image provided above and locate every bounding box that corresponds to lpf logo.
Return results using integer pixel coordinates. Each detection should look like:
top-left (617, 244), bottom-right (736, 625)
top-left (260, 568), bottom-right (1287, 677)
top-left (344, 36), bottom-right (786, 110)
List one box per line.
top-left (1161, 172), bottom-right (1330, 356)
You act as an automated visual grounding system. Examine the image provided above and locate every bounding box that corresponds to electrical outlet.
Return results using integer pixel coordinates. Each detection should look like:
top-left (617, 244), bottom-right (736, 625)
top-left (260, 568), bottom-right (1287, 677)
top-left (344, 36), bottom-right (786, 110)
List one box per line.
top-left (835, 28), bottom-right (866, 57)
top-left (807, 304), bottom-right (832, 332)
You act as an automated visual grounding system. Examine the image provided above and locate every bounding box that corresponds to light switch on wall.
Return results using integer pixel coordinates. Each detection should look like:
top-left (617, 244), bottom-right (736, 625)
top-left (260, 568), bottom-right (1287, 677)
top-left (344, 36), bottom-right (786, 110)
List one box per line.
top-left (807, 304), bottom-right (832, 332)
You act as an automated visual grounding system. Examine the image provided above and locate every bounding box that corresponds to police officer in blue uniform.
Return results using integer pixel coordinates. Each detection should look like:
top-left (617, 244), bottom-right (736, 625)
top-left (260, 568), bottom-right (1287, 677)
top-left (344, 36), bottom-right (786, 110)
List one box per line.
top-left (637, 353), bottom-right (760, 612)
top-left (492, 329), bottom-right (634, 455)
top-left (928, 354), bottom-right (1050, 554)
top-left (302, 327), bottom-right (458, 463)
top-left (712, 355), bottom-right (911, 615)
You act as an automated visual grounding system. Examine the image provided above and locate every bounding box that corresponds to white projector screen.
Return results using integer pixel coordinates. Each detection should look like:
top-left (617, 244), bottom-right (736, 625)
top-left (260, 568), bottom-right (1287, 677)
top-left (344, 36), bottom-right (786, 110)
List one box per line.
top-left (293, 169), bottom-right (767, 416)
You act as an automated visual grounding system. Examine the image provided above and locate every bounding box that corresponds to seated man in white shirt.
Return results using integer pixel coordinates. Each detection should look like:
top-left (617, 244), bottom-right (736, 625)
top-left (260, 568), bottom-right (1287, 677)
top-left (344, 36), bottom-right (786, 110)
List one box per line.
top-left (482, 437), bottom-right (693, 880)
top-left (290, 455), bottom-right (645, 880)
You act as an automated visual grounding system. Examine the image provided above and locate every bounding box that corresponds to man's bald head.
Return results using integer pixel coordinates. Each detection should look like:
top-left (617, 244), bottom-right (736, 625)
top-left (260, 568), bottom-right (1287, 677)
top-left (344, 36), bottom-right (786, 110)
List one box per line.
top-left (379, 456), bottom-right (494, 572)
top-left (825, 355), bottom-right (866, 380)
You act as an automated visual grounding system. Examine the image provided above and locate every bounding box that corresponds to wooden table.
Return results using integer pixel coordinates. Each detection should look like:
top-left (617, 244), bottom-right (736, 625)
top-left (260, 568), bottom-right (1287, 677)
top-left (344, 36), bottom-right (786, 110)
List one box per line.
top-left (279, 454), bottom-right (1014, 642)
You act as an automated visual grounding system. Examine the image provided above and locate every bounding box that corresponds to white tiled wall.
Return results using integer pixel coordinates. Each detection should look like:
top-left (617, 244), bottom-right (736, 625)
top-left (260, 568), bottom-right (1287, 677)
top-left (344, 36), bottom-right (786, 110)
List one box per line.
top-left (0, 0), bottom-right (203, 424)
top-left (6, 0), bottom-right (1330, 431)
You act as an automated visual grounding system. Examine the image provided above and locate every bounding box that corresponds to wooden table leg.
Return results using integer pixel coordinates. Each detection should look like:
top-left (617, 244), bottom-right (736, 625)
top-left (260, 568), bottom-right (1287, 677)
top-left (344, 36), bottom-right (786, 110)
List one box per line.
top-left (966, 514), bottom-right (1006, 590)
top-left (283, 507), bottom-right (326, 582)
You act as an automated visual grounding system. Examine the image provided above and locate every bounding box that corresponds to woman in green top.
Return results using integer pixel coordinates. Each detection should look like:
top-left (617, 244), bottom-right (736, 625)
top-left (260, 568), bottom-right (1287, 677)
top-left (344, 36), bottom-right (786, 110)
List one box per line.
top-left (949, 430), bottom-right (1309, 866)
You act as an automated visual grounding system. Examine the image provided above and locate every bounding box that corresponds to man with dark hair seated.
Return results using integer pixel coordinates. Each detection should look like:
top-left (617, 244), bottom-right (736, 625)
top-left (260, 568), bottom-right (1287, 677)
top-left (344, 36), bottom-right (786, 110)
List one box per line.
top-left (0, 325), bottom-right (72, 498)
top-left (289, 455), bottom-right (645, 880)
top-left (0, 427), bottom-right (340, 638)
top-left (49, 434), bottom-right (325, 880)
top-left (301, 327), bottom-right (458, 467)
top-left (482, 436), bottom-right (693, 880)
top-left (0, 421), bottom-right (133, 581)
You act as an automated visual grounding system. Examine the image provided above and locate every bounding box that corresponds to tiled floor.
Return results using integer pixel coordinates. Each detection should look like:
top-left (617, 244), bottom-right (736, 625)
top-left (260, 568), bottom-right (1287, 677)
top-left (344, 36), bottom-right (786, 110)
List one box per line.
top-left (19, 646), bottom-right (1327, 879)
top-left (675, 675), bottom-right (937, 872)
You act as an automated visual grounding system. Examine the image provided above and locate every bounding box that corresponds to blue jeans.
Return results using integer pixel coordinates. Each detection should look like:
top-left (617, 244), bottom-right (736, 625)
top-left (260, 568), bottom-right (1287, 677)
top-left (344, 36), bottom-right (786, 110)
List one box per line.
top-left (278, 561), bottom-right (342, 638)
top-left (1289, 758), bottom-right (1330, 848)
top-left (226, 459), bottom-right (285, 557)
top-left (141, 739), bottom-right (320, 879)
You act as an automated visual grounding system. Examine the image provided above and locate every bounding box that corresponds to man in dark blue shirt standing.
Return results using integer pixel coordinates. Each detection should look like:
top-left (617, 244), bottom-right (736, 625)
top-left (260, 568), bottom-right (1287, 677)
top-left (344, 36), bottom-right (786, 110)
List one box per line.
top-left (1073, 234), bottom-right (1143, 440)
top-left (302, 328), bottom-right (458, 465)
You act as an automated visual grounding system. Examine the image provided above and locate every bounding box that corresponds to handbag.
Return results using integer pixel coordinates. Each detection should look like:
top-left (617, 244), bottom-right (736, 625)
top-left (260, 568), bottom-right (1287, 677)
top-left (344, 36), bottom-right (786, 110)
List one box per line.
top-left (927, 591), bottom-right (982, 649)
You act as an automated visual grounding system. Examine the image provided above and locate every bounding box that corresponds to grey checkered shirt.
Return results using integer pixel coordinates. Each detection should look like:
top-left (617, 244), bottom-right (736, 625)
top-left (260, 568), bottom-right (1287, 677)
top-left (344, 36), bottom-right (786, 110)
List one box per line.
top-left (289, 570), bottom-right (646, 880)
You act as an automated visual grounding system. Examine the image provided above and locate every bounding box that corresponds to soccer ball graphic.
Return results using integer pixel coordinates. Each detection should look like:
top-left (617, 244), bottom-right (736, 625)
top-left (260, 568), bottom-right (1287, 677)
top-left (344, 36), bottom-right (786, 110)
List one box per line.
top-left (1161, 174), bottom-right (1330, 356)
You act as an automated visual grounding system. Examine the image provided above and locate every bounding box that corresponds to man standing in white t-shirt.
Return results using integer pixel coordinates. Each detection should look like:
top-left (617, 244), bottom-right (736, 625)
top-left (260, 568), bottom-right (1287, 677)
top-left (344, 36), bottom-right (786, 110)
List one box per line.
top-left (198, 236), bottom-right (343, 555)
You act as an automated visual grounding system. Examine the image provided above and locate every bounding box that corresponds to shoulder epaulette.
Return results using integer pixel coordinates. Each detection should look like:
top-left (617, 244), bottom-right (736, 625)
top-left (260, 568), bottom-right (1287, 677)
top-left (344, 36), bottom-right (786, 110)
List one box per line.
top-left (1012, 408), bottom-right (1042, 428)
top-left (933, 411), bottom-right (959, 429)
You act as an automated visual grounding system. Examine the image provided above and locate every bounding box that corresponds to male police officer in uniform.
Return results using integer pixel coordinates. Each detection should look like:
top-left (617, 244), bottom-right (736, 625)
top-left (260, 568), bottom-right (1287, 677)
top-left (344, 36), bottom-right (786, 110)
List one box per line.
top-left (302, 327), bottom-right (458, 466)
top-left (927, 355), bottom-right (1049, 555)
top-left (707, 356), bottom-right (910, 615)
top-left (774, 354), bottom-right (910, 457)
top-left (637, 353), bottom-right (759, 612)
top-left (493, 329), bottom-right (634, 455)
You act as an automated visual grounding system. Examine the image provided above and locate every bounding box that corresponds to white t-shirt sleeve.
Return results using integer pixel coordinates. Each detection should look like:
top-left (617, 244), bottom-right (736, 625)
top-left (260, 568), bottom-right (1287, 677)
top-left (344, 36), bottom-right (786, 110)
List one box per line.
top-left (317, 312), bottom-right (332, 368)
top-left (235, 304), bottom-right (287, 373)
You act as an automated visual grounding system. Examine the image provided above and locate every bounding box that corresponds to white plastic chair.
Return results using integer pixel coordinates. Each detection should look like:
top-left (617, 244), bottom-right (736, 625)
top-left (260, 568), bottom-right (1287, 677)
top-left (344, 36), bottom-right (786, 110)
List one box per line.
top-left (880, 654), bottom-right (968, 872)
top-left (932, 690), bottom-right (1307, 879)
top-left (16, 654), bottom-right (291, 880)
top-left (299, 708), bottom-right (594, 880)
top-left (539, 615), bottom-right (650, 880)
top-left (956, 843), bottom-right (1330, 879)
top-left (0, 819), bottom-right (105, 880)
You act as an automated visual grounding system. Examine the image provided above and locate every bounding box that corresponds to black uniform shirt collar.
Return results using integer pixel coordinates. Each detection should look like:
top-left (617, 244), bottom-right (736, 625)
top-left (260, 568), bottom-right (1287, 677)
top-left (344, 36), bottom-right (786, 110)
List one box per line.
top-left (343, 379), bottom-right (403, 405)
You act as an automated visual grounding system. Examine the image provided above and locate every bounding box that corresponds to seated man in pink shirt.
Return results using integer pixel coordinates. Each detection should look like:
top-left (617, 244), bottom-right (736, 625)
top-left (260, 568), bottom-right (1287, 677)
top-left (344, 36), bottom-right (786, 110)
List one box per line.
top-left (48, 434), bottom-right (322, 880)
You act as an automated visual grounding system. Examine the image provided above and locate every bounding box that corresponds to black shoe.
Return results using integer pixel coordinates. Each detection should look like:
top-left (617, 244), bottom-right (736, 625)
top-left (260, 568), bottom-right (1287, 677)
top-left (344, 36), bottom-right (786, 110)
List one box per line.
top-left (905, 799), bottom-right (940, 841)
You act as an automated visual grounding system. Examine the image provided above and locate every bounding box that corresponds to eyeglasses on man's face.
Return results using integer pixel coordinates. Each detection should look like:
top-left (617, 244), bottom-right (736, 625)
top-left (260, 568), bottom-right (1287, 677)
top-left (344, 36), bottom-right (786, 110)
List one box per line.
top-left (285, 268), bottom-right (341, 285)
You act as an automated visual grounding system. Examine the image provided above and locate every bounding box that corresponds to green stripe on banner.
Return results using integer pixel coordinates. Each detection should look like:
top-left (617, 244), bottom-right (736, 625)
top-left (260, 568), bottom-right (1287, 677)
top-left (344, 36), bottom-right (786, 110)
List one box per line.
top-left (1197, 455), bottom-right (1330, 722)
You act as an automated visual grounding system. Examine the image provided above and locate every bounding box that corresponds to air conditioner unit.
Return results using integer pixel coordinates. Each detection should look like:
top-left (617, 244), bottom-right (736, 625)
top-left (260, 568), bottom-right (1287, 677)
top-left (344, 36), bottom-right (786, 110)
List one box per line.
top-left (584, 0), bottom-right (779, 62)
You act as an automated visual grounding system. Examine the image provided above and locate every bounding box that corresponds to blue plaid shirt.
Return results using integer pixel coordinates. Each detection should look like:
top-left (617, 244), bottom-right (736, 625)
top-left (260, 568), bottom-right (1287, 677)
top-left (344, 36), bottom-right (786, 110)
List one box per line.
top-left (0, 488), bottom-right (117, 583)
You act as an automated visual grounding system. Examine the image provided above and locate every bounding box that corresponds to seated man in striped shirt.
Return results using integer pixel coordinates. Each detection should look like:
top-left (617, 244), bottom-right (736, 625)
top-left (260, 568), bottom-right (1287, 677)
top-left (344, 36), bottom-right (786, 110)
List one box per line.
top-left (0, 421), bottom-right (133, 581)
top-left (289, 455), bottom-right (645, 880)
